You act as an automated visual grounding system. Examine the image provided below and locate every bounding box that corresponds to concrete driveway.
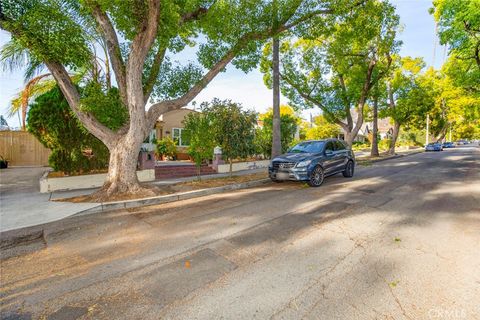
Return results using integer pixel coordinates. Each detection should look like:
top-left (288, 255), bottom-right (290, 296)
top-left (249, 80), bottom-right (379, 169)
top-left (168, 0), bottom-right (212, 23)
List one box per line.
top-left (0, 167), bottom-right (97, 232)
top-left (1, 146), bottom-right (479, 319)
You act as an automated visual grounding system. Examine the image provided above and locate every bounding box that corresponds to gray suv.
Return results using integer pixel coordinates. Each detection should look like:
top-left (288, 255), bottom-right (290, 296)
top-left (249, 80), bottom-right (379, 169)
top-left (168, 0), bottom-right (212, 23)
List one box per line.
top-left (268, 139), bottom-right (355, 187)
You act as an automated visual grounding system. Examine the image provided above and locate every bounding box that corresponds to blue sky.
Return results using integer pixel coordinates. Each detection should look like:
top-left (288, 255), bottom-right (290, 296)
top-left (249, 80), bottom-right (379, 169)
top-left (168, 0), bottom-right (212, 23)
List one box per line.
top-left (0, 0), bottom-right (444, 128)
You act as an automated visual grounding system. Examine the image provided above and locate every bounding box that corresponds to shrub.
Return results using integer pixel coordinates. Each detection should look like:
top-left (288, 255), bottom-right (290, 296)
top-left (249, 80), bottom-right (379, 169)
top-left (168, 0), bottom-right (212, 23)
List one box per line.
top-left (378, 138), bottom-right (391, 151)
top-left (352, 142), bottom-right (370, 151)
top-left (27, 86), bottom-right (115, 174)
top-left (255, 113), bottom-right (298, 158)
top-left (155, 137), bottom-right (177, 159)
top-left (182, 112), bottom-right (216, 178)
top-left (201, 99), bottom-right (257, 174)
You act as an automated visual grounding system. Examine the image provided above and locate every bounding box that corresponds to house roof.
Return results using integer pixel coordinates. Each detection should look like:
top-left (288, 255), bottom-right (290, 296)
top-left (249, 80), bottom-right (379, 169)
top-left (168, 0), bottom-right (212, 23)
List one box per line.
top-left (157, 108), bottom-right (197, 122)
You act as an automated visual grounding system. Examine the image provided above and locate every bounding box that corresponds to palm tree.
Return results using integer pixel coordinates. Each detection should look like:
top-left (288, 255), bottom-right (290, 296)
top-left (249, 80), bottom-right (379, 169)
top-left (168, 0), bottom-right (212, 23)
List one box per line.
top-left (8, 74), bottom-right (57, 130)
top-left (1, 36), bottom-right (111, 130)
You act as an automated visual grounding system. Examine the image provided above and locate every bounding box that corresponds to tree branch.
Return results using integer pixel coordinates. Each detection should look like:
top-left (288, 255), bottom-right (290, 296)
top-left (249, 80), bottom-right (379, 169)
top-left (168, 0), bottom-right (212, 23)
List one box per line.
top-left (282, 0), bottom-right (367, 31)
top-left (180, 7), bottom-right (208, 24)
top-left (143, 6), bottom-right (211, 103)
top-left (127, 0), bottom-right (161, 107)
top-left (143, 45), bottom-right (166, 102)
top-left (45, 61), bottom-right (117, 146)
top-left (338, 74), bottom-right (353, 130)
top-left (146, 49), bottom-right (236, 128)
top-left (281, 71), bottom-right (346, 128)
top-left (146, 23), bottom-right (288, 127)
top-left (282, 8), bottom-right (334, 30)
top-left (475, 41), bottom-right (480, 69)
top-left (351, 58), bottom-right (377, 137)
top-left (88, 2), bottom-right (127, 105)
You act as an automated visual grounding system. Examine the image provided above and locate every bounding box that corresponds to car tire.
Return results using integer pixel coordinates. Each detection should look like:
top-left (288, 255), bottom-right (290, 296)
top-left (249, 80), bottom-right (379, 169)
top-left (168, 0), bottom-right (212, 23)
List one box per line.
top-left (271, 178), bottom-right (283, 183)
top-left (342, 160), bottom-right (354, 178)
top-left (307, 165), bottom-right (324, 187)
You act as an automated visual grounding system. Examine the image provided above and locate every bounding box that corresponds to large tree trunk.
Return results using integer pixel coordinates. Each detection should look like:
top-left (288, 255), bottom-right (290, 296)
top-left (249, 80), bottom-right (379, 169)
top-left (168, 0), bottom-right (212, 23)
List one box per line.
top-left (387, 121), bottom-right (401, 155)
top-left (271, 36), bottom-right (282, 158)
top-left (435, 123), bottom-right (448, 142)
top-left (344, 131), bottom-right (354, 149)
top-left (371, 96), bottom-right (379, 157)
top-left (92, 130), bottom-right (155, 201)
top-left (21, 102), bottom-right (27, 131)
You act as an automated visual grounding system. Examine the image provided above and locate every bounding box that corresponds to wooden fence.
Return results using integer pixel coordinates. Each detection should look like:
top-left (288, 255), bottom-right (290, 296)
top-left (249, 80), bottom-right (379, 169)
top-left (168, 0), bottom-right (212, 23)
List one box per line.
top-left (0, 131), bottom-right (50, 166)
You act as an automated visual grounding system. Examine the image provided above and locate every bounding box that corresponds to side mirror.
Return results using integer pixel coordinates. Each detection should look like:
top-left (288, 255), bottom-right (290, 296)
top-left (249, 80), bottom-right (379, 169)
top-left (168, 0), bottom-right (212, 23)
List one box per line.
top-left (325, 149), bottom-right (333, 156)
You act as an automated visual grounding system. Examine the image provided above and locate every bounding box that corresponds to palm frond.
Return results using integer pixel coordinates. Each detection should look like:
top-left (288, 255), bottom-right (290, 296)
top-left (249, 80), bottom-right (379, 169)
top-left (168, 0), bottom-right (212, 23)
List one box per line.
top-left (0, 39), bottom-right (47, 82)
top-left (6, 94), bottom-right (22, 118)
top-left (0, 39), bottom-right (30, 73)
top-left (23, 58), bottom-right (46, 81)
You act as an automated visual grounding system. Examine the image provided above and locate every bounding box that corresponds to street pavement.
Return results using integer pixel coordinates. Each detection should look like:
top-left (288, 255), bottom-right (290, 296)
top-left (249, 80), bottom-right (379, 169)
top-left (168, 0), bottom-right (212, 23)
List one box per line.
top-left (1, 145), bottom-right (479, 319)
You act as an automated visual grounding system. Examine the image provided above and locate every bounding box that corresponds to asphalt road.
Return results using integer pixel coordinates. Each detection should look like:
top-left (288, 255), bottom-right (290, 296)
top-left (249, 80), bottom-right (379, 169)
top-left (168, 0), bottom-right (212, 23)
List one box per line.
top-left (1, 146), bottom-right (479, 320)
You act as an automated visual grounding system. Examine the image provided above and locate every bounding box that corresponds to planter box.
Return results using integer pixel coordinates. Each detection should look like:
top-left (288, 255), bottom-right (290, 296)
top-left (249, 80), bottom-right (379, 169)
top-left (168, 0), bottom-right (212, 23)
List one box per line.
top-left (39, 169), bottom-right (155, 193)
top-left (216, 160), bottom-right (270, 174)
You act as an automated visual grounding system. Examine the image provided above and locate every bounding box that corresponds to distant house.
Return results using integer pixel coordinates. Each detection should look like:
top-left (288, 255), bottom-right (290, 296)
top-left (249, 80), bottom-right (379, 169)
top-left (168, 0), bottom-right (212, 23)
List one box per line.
top-left (365, 117), bottom-right (394, 140)
top-left (143, 108), bottom-right (197, 160)
top-left (338, 109), bottom-right (393, 143)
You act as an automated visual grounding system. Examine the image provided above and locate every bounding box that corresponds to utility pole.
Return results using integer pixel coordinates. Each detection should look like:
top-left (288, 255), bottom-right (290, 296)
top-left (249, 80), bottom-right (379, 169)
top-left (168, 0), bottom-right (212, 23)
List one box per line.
top-left (432, 22), bottom-right (438, 66)
top-left (271, 0), bottom-right (281, 158)
top-left (426, 113), bottom-right (430, 145)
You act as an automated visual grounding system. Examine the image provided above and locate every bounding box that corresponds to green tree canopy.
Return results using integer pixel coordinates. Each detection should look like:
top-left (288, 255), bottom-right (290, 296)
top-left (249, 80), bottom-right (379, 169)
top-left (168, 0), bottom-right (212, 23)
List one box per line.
top-left (304, 115), bottom-right (341, 140)
top-left (261, 0), bottom-right (400, 147)
top-left (182, 111), bottom-right (216, 177)
top-left (432, 0), bottom-right (480, 92)
top-left (197, 98), bottom-right (257, 174)
top-left (255, 107), bottom-right (299, 158)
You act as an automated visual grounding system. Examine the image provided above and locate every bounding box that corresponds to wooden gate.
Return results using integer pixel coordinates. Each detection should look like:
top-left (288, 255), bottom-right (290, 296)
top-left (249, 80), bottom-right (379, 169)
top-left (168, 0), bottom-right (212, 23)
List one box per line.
top-left (0, 131), bottom-right (50, 166)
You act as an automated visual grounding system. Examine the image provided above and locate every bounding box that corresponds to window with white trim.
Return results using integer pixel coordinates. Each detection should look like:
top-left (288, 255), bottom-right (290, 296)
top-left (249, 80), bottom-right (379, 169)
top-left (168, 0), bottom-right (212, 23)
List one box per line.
top-left (172, 128), bottom-right (189, 146)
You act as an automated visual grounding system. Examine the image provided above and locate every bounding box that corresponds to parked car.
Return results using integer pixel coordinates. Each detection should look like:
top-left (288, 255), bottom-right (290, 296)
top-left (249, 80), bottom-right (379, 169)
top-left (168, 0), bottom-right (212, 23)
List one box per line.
top-left (442, 142), bottom-right (455, 148)
top-left (425, 142), bottom-right (443, 151)
top-left (268, 139), bottom-right (355, 187)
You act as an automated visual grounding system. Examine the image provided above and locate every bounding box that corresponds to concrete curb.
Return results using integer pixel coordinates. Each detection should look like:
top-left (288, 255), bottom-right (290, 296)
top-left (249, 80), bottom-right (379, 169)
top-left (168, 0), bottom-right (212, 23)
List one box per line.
top-left (74, 178), bottom-right (272, 216)
top-left (357, 150), bottom-right (424, 164)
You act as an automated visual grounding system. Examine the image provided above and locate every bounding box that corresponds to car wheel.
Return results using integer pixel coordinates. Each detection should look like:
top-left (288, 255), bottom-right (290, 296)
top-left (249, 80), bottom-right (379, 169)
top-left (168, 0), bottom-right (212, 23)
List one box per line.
top-left (342, 160), bottom-right (354, 178)
top-left (307, 166), bottom-right (324, 187)
top-left (271, 178), bottom-right (283, 183)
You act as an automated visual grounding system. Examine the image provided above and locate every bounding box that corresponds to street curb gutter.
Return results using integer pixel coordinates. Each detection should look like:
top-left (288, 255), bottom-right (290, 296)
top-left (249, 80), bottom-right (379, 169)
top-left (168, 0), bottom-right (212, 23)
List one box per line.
top-left (74, 178), bottom-right (271, 216)
top-left (357, 150), bottom-right (424, 165)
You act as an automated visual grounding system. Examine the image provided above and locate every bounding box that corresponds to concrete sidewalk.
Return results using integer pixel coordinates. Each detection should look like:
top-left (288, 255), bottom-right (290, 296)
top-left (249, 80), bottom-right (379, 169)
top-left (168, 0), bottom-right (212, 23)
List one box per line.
top-left (0, 167), bottom-right (99, 232)
top-left (0, 167), bottom-right (266, 232)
